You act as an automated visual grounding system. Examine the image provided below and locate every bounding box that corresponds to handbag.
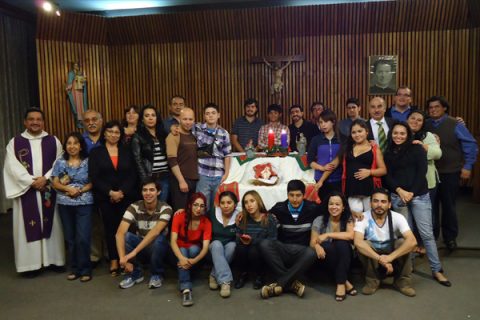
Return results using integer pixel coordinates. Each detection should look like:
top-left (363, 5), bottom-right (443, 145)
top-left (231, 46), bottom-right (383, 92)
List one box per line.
top-left (196, 128), bottom-right (217, 158)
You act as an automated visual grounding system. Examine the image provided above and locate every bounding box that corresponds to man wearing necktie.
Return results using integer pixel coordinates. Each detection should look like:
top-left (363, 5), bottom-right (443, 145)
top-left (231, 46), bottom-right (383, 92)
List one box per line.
top-left (367, 97), bottom-right (394, 154)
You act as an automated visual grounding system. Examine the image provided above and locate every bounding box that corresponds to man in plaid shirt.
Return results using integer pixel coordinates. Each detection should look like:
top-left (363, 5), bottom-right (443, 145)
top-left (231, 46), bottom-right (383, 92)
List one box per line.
top-left (192, 103), bottom-right (232, 210)
top-left (257, 104), bottom-right (290, 150)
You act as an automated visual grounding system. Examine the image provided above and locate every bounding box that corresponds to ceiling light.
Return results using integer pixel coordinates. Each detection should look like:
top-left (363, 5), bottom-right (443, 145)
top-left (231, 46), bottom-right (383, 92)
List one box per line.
top-left (42, 1), bottom-right (61, 16)
top-left (42, 1), bottom-right (53, 12)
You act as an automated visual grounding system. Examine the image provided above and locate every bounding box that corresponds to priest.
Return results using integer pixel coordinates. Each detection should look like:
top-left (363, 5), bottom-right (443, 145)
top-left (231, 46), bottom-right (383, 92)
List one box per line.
top-left (3, 108), bottom-right (65, 274)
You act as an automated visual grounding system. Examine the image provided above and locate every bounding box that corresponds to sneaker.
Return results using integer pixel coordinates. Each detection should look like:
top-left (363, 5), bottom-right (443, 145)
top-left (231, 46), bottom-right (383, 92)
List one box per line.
top-left (361, 283), bottom-right (379, 295)
top-left (220, 283), bottom-right (231, 298)
top-left (395, 284), bottom-right (416, 297)
top-left (182, 289), bottom-right (194, 307)
top-left (290, 280), bottom-right (305, 297)
top-left (260, 283), bottom-right (283, 299)
top-left (209, 275), bottom-right (219, 290)
top-left (119, 273), bottom-right (144, 289)
top-left (148, 275), bottom-right (163, 289)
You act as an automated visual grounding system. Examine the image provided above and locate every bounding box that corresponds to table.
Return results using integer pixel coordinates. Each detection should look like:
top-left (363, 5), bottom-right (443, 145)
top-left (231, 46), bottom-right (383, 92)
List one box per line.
top-left (221, 153), bottom-right (315, 210)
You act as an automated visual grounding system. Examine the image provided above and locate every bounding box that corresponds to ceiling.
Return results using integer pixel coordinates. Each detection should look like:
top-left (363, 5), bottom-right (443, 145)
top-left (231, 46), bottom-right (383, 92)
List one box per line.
top-left (3, 0), bottom-right (394, 17)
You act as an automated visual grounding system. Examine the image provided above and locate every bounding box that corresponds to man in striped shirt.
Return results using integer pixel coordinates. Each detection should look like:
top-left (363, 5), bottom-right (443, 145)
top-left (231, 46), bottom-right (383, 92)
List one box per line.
top-left (259, 180), bottom-right (321, 299)
top-left (116, 178), bottom-right (172, 289)
top-left (193, 103), bottom-right (232, 210)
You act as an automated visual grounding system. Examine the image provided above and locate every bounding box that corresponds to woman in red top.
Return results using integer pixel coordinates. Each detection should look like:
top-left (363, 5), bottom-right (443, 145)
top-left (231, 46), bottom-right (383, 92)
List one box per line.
top-left (171, 192), bottom-right (212, 306)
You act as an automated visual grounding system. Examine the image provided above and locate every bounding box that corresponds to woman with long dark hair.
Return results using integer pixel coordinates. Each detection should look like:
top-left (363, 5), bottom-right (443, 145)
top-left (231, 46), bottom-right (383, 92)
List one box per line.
top-left (342, 119), bottom-right (386, 219)
top-left (208, 191), bottom-right (240, 298)
top-left (89, 120), bottom-right (138, 276)
top-left (131, 105), bottom-right (170, 201)
top-left (52, 132), bottom-right (94, 282)
top-left (234, 190), bottom-right (277, 290)
top-left (122, 105), bottom-right (140, 144)
top-left (310, 191), bottom-right (356, 301)
top-left (170, 192), bottom-right (212, 306)
top-left (384, 122), bottom-right (450, 287)
top-left (407, 110), bottom-right (442, 254)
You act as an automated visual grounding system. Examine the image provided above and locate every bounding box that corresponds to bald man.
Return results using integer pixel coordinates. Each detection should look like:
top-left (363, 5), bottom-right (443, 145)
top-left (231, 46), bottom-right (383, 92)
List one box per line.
top-left (366, 97), bottom-right (394, 153)
top-left (166, 108), bottom-right (199, 210)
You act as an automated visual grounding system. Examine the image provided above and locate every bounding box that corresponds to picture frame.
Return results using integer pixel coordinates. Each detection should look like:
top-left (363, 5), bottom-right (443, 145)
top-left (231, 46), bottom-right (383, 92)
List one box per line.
top-left (368, 55), bottom-right (398, 95)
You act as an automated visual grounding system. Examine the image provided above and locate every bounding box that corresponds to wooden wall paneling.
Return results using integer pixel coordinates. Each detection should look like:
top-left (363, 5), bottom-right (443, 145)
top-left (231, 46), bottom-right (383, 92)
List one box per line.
top-left (35, 1), bottom-right (480, 146)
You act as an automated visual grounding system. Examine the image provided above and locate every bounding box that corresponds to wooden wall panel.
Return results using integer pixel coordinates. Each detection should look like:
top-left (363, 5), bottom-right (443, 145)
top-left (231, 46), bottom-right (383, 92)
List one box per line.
top-left (36, 0), bottom-right (480, 141)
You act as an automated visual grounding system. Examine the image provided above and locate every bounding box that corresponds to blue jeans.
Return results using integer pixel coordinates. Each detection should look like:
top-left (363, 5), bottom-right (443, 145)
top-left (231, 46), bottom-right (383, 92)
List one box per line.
top-left (124, 232), bottom-right (169, 277)
top-left (196, 175), bottom-right (222, 211)
top-left (178, 245), bottom-right (201, 291)
top-left (209, 240), bottom-right (236, 284)
top-left (58, 204), bottom-right (93, 276)
top-left (156, 176), bottom-right (170, 203)
top-left (391, 193), bottom-right (442, 273)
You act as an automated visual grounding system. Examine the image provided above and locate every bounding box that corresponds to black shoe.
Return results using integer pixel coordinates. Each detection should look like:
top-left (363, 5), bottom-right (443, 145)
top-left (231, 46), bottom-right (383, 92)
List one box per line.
top-left (20, 270), bottom-right (41, 278)
top-left (253, 276), bottom-right (263, 290)
top-left (47, 265), bottom-right (66, 273)
top-left (445, 240), bottom-right (457, 252)
top-left (234, 273), bottom-right (248, 289)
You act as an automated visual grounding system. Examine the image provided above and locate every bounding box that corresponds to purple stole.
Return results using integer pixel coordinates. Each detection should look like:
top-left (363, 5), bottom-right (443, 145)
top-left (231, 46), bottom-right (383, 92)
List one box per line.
top-left (14, 135), bottom-right (57, 242)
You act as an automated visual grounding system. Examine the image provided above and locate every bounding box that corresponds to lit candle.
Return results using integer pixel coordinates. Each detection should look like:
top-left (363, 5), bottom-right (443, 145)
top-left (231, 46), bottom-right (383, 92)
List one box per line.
top-left (280, 129), bottom-right (288, 148)
top-left (268, 129), bottom-right (275, 149)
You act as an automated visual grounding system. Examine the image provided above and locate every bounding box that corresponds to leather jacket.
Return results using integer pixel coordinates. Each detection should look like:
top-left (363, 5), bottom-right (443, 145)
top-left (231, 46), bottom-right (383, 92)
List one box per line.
top-left (131, 132), bottom-right (168, 182)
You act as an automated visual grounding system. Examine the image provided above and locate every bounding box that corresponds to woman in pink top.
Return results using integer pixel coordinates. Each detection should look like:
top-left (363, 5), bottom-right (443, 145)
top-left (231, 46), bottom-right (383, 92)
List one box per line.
top-left (171, 192), bottom-right (212, 306)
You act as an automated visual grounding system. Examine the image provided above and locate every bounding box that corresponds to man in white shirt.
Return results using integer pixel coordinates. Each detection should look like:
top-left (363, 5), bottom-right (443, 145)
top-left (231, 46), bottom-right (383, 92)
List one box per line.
top-left (354, 188), bottom-right (417, 297)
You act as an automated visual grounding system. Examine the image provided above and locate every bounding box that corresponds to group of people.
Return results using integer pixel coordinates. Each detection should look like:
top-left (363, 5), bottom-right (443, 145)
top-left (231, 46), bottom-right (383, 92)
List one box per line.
top-left (3, 87), bottom-right (478, 306)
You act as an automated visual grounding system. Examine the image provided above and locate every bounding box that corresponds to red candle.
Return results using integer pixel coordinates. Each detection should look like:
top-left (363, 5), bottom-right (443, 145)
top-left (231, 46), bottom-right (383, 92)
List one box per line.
top-left (268, 129), bottom-right (275, 149)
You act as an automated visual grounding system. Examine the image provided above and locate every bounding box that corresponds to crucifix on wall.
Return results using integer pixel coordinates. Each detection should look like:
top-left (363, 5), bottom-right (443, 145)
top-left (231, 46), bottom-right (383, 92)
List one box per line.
top-left (251, 54), bottom-right (305, 105)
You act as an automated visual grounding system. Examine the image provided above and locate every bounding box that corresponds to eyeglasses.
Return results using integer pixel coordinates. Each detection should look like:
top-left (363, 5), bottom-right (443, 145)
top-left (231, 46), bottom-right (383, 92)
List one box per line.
top-left (84, 117), bottom-right (99, 123)
top-left (396, 93), bottom-right (411, 97)
top-left (192, 203), bottom-right (205, 209)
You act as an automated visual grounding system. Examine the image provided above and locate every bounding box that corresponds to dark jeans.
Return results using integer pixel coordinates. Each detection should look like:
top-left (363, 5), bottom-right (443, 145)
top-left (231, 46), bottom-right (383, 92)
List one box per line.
top-left (98, 200), bottom-right (130, 261)
top-left (58, 204), bottom-right (93, 276)
top-left (170, 177), bottom-right (198, 212)
top-left (433, 172), bottom-right (460, 242)
top-left (317, 240), bottom-right (352, 284)
top-left (259, 239), bottom-right (317, 288)
top-left (235, 242), bottom-right (265, 276)
top-left (124, 232), bottom-right (169, 276)
top-left (317, 180), bottom-right (342, 203)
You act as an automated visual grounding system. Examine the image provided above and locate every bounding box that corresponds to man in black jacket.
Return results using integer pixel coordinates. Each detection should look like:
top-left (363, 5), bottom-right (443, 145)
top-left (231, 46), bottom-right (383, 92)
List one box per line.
top-left (259, 180), bottom-right (321, 299)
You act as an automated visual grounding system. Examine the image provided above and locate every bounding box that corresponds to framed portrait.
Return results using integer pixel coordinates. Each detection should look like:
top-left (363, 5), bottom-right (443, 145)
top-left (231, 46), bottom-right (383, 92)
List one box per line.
top-left (368, 55), bottom-right (398, 95)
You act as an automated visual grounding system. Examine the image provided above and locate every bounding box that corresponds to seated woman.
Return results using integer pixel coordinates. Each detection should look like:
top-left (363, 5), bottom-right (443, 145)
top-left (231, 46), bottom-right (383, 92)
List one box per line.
top-left (384, 122), bottom-right (450, 287)
top-left (208, 191), bottom-right (240, 298)
top-left (170, 193), bottom-right (212, 307)
top-left (51, 132), bottom-right (94, 282)
top-left (235, 190), bottom-right (277, 290)
top-left (310, 191), bottom-right (356, 301)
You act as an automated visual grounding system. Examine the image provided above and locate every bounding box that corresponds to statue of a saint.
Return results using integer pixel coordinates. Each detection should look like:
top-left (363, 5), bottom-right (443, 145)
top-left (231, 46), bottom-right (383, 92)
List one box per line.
top-left (296, 133), bottom-right (307, 156)
top-left (66, 62), bottom-right (88, 128)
